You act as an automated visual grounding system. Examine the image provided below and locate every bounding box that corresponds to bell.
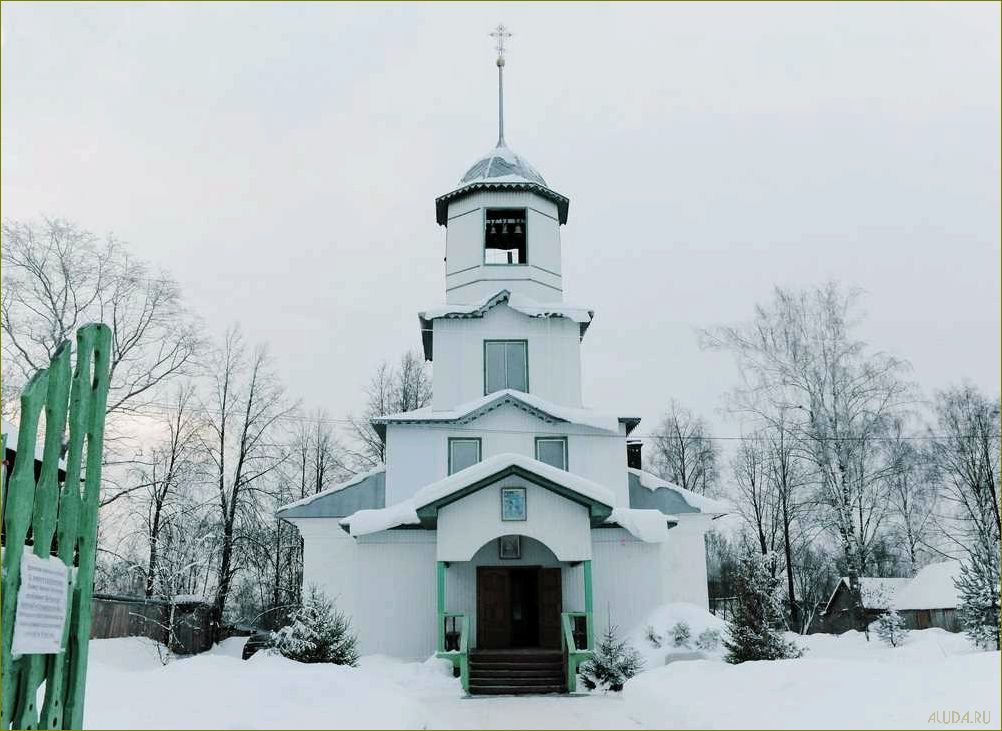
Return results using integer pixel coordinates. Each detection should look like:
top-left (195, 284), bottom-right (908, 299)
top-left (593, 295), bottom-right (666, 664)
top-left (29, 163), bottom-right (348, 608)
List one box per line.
top-left (514, 224), bottom-right (522, 235)
top-left (490, 224), bottom-right (497, 235)
top-left (502, 224), bottom-right (508, 235)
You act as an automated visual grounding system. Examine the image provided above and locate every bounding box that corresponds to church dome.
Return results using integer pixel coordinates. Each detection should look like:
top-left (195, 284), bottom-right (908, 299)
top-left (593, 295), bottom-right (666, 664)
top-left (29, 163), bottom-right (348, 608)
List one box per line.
top-left (458, 143), bottom-right (547, 187)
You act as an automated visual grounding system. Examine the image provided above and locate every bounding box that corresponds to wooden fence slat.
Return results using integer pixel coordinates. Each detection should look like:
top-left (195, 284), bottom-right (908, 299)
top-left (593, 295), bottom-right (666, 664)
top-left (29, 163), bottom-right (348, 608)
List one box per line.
top-left (61, 323), bottom-right (111, 730)
top-left (15, 343), bottom-right (72, 730)
top-left (0, 370), bottom-right (50, 729)
top-left (41, 328), bottom-right (96, 731)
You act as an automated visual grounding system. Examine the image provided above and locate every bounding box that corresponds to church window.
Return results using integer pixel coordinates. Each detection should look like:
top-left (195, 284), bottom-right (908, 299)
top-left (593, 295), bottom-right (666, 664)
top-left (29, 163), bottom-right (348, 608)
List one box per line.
top-left (484, 340), bottom-right (528, 394)
top-left (448, 437), bottom-right (481, 475)
top-left (484, 208), bottom-right (527, 264)
top-left (535, 437), bottom-right (568, 470)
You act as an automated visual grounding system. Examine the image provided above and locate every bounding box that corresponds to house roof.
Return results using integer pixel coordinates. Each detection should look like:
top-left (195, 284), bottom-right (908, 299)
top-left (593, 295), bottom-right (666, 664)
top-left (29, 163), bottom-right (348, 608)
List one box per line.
top-left (3, 418), bottom-right (68, 470)
top-left (418, 289), bottom-right (594, 360)
top-left (339, 452), bottom-right (616, 536)
top-left (626, 468), bottom-right (732, 516)
top-left (372, 389), bottom-right (639, 440)
top-left (893, 561), bottom-right (962, 611)
top-left (823, 576), bottom-right (911, 614)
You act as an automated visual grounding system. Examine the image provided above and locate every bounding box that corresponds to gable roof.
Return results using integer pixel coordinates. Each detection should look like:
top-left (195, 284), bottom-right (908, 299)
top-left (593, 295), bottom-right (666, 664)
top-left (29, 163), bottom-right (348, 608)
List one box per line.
top-left (339, 453), bottom-right (615, 536)
top-left (823, 576), bottom-right (911, 615)
top-left (372, 389), bottom-right (639, 440)
top-left (893, 561), bottom-right (962, 610)
top-left (418, 289), bottom-right (594, 360)
top-left (277, 466), bottom-right (386, 519)
top-left (627, 468), bottom-right (731, 516)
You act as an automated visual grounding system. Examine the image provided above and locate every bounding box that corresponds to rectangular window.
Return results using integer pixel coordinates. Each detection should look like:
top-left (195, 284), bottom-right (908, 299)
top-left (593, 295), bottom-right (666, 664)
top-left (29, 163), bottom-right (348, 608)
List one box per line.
top-left (535, 437), bottom-right (568, 470)
top-left (484, 208), bottom-right (527, 264)
top-left (448, 438), bottom-right (481, 475)
top-left (484, 340), bottom-right (528, 394)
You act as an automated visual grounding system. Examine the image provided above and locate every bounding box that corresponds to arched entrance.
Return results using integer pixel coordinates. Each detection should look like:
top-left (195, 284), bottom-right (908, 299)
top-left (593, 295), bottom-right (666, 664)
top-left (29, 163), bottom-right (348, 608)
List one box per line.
top-left (477, 552), bottom-right (562, 649)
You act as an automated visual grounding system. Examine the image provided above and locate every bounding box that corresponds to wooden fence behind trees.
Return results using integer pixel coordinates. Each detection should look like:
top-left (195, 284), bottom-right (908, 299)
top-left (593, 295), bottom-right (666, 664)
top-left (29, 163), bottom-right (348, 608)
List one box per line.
top-left (90, 594), bottom-right (213, 655)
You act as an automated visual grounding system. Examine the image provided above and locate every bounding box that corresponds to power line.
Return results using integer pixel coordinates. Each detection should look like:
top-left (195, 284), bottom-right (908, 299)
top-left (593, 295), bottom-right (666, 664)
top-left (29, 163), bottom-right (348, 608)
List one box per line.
top-left (111, 401), bottom-right (998, 443)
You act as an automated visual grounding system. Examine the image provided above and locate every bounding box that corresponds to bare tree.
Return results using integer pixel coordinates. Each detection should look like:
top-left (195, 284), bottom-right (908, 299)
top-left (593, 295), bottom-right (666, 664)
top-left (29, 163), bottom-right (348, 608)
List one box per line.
top-left (129, 385), bottom-right (203, 597)
top-left (884, 417), bottom-right (937, 574)
top-left (345, 351), bottom-right (431, 470)
top-left (202, 327), bottom-right (294, 638)
top-left (648, 400), bottom-right (719, 495)
top-left (705, 282), bottom-right (911, 635)
top-left (732, 434), bottom-right (779, 559)
top-left (1, 217), bottom-right (201, 419)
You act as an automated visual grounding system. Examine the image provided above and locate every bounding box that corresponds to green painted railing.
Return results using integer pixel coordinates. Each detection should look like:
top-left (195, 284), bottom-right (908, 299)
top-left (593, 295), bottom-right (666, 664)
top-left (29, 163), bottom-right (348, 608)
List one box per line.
top-left (1, 324), bottom-right (112, 729)
top-left (561, 611), bottom-right (593, 693)
top-left (435, 612), bottom-right (469, 691)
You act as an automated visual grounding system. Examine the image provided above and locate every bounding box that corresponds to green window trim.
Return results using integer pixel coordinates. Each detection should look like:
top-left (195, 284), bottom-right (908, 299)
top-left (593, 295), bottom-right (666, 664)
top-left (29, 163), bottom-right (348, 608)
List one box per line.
top-left (447, 437), bottom-right (482, 475)
top-left (483, 339), bottom-right (529, 395)
top-left (535, 436), bottom-right (569, 470)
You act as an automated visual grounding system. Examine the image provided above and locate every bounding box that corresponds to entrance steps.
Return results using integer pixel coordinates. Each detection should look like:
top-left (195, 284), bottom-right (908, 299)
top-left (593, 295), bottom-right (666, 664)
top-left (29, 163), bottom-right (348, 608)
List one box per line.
top-left (468, 649), bottom-right (565, 695)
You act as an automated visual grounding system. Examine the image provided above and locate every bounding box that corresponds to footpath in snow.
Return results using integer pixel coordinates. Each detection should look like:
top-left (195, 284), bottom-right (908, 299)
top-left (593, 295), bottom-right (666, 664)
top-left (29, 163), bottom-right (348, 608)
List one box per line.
top-left (83, 604), bottom-right (1000, 730)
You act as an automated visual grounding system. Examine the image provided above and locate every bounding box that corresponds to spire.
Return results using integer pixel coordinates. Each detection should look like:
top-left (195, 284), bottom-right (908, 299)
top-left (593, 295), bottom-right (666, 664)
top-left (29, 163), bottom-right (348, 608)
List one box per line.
top-left (489, 23), bottom-right (512, 147)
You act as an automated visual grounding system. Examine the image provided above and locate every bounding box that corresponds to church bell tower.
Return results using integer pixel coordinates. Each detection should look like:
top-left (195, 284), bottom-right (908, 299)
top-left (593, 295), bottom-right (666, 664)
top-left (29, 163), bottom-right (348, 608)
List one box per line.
top-left (435, 24), bottom-right (570, 305)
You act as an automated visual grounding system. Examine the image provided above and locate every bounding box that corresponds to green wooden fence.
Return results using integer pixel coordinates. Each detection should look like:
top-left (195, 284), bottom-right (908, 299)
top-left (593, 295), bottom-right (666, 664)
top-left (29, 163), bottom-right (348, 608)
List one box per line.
top-left (1, 323), bottom-right (111, 730)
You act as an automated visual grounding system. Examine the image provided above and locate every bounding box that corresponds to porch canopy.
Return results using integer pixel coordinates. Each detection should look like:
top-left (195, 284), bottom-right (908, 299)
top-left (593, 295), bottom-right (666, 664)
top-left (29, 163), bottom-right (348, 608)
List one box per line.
top-left (341, 453), bottom-right (618, 562)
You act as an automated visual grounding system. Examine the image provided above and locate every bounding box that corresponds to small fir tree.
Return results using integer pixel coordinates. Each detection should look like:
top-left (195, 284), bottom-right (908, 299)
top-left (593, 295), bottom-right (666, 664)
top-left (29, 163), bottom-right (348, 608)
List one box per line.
top-left (644, 625), bottom-right (663, 648)
top-left (696, 627), bottom-right (722, 651)
top-left (579, 624), bottom-right (644, 692)
top-left (875, 608), bottom-right (909, 647)
top-left (670, 621), bottom-right (692, 648)
top-left (724, 550), bottom-right (803, 664)
top-left (956, 544), bottom-right (1001, 650)
top-left (270, 585), bottom-right (359, 665)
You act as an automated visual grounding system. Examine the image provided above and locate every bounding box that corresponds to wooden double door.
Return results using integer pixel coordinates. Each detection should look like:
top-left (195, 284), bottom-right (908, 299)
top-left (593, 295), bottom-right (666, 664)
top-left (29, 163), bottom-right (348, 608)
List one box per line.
top-left (477, 566), bottom-right (562, 649)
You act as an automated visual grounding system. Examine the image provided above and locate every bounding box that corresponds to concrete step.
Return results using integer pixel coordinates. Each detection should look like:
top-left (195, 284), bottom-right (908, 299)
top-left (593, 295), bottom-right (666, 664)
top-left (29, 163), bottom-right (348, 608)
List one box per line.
top-left (470, 672), bottom-right (563, 684)
top-left (469, 667), bottom-right (563, 679)
top-left (469, 661), bottom-right (563, 672)
top-left (468, 683), bottom-right (566, 696)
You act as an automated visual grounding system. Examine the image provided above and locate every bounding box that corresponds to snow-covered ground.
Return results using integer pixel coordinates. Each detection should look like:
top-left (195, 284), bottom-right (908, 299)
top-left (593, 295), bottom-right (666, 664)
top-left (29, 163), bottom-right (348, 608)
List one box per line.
top-left (83, 607), bottom-right (1000, 730)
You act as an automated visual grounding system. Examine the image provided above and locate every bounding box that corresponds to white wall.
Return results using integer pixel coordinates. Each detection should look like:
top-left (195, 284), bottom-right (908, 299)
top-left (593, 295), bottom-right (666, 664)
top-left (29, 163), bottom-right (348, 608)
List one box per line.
top-left (660, 514), bottom-right (713, 609)
top-left (437, 477), bottom-right (593, 562)
top-left (431, 303), bottom-right (583, 410)
top-left (383, 404), bottom-right (629, 507)
top-left (445, 190), bottom-right (563, 304)
top-left (591, 528), bottom-right (666, 640)
top-left (292, 518), bottom-right (439, 660)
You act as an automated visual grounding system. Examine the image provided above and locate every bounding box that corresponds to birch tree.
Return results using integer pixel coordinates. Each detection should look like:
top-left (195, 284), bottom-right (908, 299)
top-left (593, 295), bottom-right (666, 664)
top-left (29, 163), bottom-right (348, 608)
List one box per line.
top-left (705, 282), bottom-right (911, 635)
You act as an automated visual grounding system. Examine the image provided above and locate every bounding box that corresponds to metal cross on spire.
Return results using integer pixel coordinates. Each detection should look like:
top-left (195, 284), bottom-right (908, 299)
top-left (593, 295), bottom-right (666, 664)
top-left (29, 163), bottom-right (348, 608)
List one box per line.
top-left (489, 23), bottom-right (512, 147)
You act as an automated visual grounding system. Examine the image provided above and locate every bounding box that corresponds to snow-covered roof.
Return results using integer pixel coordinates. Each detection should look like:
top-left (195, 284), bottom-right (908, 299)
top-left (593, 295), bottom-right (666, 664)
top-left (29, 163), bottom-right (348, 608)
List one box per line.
top-left (339, 453), bottom-right (616, 537)
top-left (373, 389), bottom-right (639, 439)
top-left (627, 468), bottom-right (732, 516)
top-left (419, 290), bottom-right (594, 360)
top-left (605, 508), bottom-right (677, 543)
top-left (435, 143), bottom-right (569, 225)
top-left (458, 143), bottom-right (548, 188)
top-left (2, 418), bottom-right (67, 469)
top-left (893, 561), bottom-right (962, 611)
top-left (824, 577), bottom-right (911, 614)
top-left (340, 499), bottom-right (421, 537)
top-left (277, 466), bottom-right (386, 518)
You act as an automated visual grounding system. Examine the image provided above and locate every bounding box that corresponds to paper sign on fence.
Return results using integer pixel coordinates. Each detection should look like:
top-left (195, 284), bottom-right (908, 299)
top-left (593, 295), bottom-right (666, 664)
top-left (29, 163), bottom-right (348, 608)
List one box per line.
top-left (11, 552), bottom-right (70, 655)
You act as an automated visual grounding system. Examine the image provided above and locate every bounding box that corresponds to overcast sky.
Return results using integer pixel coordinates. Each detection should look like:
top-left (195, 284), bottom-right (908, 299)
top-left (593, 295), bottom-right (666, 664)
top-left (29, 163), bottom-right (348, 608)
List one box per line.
top-left (2, 1), bottom-right (999, 439)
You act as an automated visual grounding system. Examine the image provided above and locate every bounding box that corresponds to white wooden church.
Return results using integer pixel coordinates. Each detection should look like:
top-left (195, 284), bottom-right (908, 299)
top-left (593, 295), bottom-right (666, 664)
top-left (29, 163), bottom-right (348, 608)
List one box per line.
top-left (279, 27), bottom-right (728, 694)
